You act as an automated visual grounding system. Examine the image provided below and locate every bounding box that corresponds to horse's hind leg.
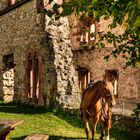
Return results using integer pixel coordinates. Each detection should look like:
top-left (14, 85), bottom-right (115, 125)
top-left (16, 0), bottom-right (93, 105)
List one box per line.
top-left (85, 121), bottom-right (90, 140)
top-left (92, 117), bottom-right (99, 140)
top-left (83, 118), bottom-right (90, 140)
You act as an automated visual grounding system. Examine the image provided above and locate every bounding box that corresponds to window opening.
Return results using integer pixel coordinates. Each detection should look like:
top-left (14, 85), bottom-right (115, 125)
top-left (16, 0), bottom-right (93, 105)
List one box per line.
top-left (27, 53), bottom-right (33, 98)
top-left (33, 52), bottom-right (39, 99)
top-left (26, 50), bottom-right (40, 101)
top-left (2, 53), bottom-right (15, 102)
top-left (79, 17), bottom-right (96, 45)
top-left (113, 77), bottom-right (119, 98)
top-left (76, 67), bottom-right (90, 92)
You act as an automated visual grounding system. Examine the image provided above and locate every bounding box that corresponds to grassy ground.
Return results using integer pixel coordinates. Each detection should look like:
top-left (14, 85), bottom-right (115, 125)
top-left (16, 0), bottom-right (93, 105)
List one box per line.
top-left (0, 101), bottom-right (134, 140)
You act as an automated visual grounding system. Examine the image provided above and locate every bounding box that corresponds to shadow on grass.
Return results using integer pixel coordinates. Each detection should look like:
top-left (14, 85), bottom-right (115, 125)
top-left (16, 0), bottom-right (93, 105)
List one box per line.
top-left (49, 135), bottom-right (85, 140)
top-left (10, 133), bottom-right (137, 140)
top-left (0, 101), bottom-right (84, 129)
top-left (10, 135), bottom-right (27, 140)
top-left (0, 101), bottom-right (134, 140)
top-left (0, 101), bottom-right (48, 114)
top-left (11, 135), bottom-right (86, 140)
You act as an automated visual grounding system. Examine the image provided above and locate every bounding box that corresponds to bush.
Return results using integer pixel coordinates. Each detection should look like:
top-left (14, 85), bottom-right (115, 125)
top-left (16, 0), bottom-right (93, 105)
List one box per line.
top-left (132, 103), bottom-right (140, 127)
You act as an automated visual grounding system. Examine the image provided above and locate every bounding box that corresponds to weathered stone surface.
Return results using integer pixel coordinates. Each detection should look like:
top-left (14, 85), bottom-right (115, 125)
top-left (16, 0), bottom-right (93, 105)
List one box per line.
top-left (0, 0), bottom-right (80, 109)
top-left (0, 0), bottom-right (7, 10)
top-left (0, 0), bottom-right (45, 106)
top-left (44, 14), bottom-right (80, 108)
top-left (0, 0), bottom-right (139, 111)
top-left (69, 15), bottom-right (140, 110)
top-left (73, 47), bottom-right (140, 109)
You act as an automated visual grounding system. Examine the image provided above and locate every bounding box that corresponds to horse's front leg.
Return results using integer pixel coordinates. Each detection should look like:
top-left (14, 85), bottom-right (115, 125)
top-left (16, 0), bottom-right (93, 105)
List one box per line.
top-left (105, 127), bottom-right (110, 140)
top-left (92, 117), bottom-right (99, 140)
top-left (105, 118), bottom-right (111, 140)
top-left (99, 120), bottom-right (105, 140)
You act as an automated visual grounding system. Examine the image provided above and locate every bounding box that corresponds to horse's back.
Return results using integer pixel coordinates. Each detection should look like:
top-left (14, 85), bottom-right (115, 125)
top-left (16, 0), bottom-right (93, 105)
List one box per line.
top-left (81, 80), bottom-right (103, 119)
top-left (81, 80), bottom-right (103, 108)
top-left (83, 80), bottom-right (103, 95)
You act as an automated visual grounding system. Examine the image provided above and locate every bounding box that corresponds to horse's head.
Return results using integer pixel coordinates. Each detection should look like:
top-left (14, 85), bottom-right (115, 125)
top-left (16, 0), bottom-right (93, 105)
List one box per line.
top-left (103, 69), bottom-right (119, 107)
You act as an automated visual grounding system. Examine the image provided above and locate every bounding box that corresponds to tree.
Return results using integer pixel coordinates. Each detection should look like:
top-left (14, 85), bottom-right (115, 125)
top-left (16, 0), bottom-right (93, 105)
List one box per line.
top-left (50, 0), bottom-right (140, 66)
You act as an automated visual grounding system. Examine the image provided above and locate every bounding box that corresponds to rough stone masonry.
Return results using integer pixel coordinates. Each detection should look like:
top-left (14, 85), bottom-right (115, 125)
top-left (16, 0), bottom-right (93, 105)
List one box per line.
top-left (0, 0), bottom-right (140, 112)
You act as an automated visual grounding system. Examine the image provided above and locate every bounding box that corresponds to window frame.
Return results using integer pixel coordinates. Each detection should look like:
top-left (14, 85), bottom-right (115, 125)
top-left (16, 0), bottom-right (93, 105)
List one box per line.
top-left (76, 67), bottom-right (91, 92)
top-left (25, 49), bottom-right (42, 102)
top-left (79, 17), bottom-right (97, 46)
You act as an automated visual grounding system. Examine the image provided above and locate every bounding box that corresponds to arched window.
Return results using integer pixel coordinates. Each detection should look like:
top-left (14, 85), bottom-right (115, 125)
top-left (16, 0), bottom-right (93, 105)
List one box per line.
top-left (25, 49), bottom-right (41, 101)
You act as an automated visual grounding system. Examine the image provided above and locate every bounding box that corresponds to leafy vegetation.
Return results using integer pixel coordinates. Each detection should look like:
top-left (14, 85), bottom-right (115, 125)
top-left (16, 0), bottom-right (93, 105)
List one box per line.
top-left (50, 0), bottom-right (140, 67)
top-left (0, 101), bottom-right (134, 140)
top-left (132, 103), bottom-right (140, 127)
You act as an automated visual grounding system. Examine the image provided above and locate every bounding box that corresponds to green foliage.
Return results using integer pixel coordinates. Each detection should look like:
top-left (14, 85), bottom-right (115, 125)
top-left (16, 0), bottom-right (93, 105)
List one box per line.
top-left (51, 0), bottom-right (140, 67)
top-left (132, 103), bottom-right (140, 127)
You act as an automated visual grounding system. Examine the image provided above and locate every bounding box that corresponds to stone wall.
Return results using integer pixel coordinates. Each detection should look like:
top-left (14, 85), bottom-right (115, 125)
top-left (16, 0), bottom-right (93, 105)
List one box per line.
top-left (73, 48), bottom-right (140, 100)
top-left (0, 0), bottom-right (81, 109)
top-left (1, 0), bottom-right (139, 111)
top-left (0, 0), bottom-right (45, 105)
top-left (0, 0), bottom-right (7, 10)
top-left (70, 15), bottom-right (140, 110)
top-left (44, 14), bottom-right (80, 109)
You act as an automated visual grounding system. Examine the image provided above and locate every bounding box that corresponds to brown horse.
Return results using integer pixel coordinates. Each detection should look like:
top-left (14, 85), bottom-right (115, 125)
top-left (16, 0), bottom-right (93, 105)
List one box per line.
top-left (81, 69), bottom-right (119, 140)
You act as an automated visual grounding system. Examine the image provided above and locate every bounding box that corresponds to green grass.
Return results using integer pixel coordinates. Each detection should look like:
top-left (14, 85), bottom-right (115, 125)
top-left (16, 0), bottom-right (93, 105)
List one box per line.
top-left (0, 101), bottom-right (135, 140)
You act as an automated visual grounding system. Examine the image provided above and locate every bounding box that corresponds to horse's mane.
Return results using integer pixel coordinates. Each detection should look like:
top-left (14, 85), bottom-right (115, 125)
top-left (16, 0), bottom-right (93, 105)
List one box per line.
top-left (86, 79), bottom-right (102, 88)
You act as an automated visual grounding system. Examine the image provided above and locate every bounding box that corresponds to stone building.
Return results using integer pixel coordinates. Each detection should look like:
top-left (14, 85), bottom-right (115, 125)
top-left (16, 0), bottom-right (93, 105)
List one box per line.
top-left (0, 0), bottom-right (139, 111)
top-left (0, 0), bottom-right (80, 109)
